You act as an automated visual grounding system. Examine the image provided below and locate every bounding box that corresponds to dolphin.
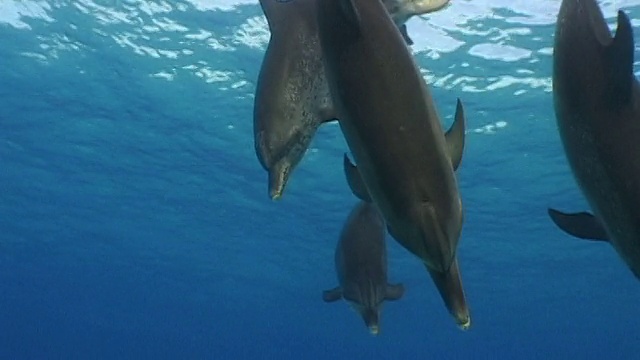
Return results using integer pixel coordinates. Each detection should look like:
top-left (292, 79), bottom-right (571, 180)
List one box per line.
top-left (254, 0), bottom-right (450, 200)
top-left (323, 201), bottom-right (405, 336)
top-left (254, 0), bottom-right (335, 200)
top-left (547, 0), bottom-right (640, 280)
top-left (316, 0), bottom-right (470, 329)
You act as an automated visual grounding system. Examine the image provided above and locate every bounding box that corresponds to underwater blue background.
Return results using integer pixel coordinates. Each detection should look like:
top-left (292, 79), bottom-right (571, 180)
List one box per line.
top-left (1, 0), bottom-right (640, 358)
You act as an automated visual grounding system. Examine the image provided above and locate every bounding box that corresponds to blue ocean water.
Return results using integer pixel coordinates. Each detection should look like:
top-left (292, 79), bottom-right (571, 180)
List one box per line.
top-left (1, 0), bottom-right (640, 358)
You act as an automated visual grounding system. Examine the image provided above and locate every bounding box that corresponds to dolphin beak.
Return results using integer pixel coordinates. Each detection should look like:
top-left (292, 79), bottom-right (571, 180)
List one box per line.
top-left (268, 167), bottom-right (288, 200)
top-left (270, 190), bottom-right (283, 201)
top-left (368, 324), bottom-right (380, 336)
top-left (268, 161), bottom-right (291, 200)
top-left (425, 258), bottom-right (472, 331)
top-left (363, 308), bottom-right (380, 336)
top-left (457, 316), bottom-right (471, 331)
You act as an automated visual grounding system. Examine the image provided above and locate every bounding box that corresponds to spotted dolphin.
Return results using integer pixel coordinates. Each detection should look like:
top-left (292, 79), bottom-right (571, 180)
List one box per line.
top-left (323, 201), bottom-right (405, 336)
top-left (316, 0), bottom-right (470, 329)
top-left (548, 0), bottom-right (640, 280)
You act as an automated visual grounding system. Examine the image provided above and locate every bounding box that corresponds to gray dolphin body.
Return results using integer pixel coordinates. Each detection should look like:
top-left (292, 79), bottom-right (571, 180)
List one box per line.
top-left (254, 0), bottom-right (335, 200)
top-left (548, 0), bottom-right (640, 279)
top-left (316, 0), bottom-right (470, 329)
top-left (323, 201), bottom-right (405, 336)
top-left (254, 0), bottom-right (449, 200)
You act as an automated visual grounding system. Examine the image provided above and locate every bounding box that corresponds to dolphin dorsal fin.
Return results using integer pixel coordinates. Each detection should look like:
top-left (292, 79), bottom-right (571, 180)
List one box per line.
top-left (445, 98), bottom-right (466, 171)
top-left (606, 10), bottom-right (635, 105)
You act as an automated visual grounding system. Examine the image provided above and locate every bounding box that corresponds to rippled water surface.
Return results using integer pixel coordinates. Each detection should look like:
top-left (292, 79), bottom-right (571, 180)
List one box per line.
top-left (1, 0), bottom-right (640, 358)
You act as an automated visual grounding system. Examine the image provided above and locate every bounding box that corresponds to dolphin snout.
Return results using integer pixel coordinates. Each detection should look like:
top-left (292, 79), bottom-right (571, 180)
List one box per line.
top-left (455, 312), bottom-right (471, 331)
top-left (270, 185), bottom-right (284, 200)
top-left (268, 163), bottom-right (290, 200)
top-left (362, 308), bottom-right (380, 336)
top-left (368, 324), bottom-right (380, 336)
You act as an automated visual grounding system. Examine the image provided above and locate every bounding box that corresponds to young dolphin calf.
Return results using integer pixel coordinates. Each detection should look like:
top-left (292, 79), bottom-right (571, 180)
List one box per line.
top-left (323, 201), bottom-right (405, 336)
top-left (547, 0), bottom-right (640, 280)
top-left (253, 0), bottom-right (450, 200)
top-left (316, 0), bottom-right (470, 329)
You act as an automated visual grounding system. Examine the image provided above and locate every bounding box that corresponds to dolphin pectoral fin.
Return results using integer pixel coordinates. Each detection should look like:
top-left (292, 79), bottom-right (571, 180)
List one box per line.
top-left (547, 208), bottom-right (609, 241)
top-left (343, 154), bottom-right (372, 202)
top-left (322, 287), bottom-right (343, 302)
top-left (445, 98), bottom-right (466, 171)
top-left (607, 10), bottom-right (634, 103)
top-left (384, 283), bottom-right (405, 301)
top-left (399, 24), bottom-right (414, 46)
top-left (337, 0), bottom-right (362, 34)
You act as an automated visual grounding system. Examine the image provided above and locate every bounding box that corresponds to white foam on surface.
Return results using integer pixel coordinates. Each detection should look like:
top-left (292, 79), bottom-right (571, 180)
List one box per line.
top-left (0, 0), bottom-right (53, 29)
top-left (2, 0), bottom-right (639, 98)
top-left (468, 43), bottom-right (532, 62)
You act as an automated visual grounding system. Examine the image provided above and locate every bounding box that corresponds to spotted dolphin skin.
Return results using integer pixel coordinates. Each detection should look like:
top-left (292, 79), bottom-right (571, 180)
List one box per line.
top-left (254, 0), bottom-right (335, 200)
top-left (322, 201), bottom-right (405, 336)
top-left (548, 0), bottom-right (640, 280)
top-left (253, 0), bottom-right (450, 200)
top-left (316, 0), bottom-right (470, 329)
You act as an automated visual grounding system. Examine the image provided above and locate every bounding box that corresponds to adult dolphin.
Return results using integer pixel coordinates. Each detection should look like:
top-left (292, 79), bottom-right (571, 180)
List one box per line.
top-left (547, 0), bottom-right (640, 280)
top-left (316, 0), bottom-right (470, 329)
top-left (254, 0), bottom-right (335, 200)
top-left (254, 0), bottom-right (450, 200)
top-left (322, 201), bottom-right (405, 336)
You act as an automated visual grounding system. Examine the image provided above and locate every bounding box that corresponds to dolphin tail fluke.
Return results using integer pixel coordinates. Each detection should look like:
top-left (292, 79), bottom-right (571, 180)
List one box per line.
top-left (445, 98), bottom-right (466, 171)
top-left (399, 24), bottom-right (414, 46)
top-left (385, 283), bottom-right (405, 301)
top-left (343, 154), bottom-right (372, 202)
top-left (607, 10), bottom-right (634, 105)
top-left (322, 287), bottom-right (343, 302)
top-left (426, 257), bottom-right (471, 331)
top-left (547, 208), bottom-right (609, 241)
